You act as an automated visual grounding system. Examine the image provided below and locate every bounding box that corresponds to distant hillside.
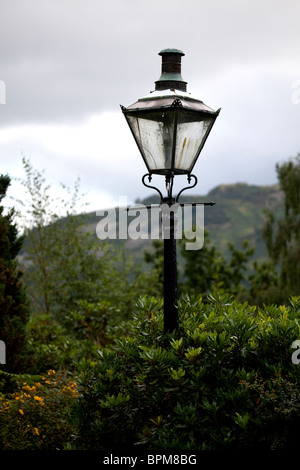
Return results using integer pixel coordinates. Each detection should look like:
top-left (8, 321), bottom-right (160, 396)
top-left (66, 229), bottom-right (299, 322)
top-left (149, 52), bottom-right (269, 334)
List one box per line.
top-left (199, 182), bottom-right (284, 259)
top-left (86, 182), bottom-right (284, 269)
top-left (19, 182), bottom-right (284, 279)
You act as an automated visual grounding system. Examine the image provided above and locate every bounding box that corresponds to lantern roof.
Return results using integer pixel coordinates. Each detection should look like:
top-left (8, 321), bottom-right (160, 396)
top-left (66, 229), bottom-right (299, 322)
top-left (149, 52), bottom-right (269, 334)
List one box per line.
top-left (126, 88), bottom-right (217, 115)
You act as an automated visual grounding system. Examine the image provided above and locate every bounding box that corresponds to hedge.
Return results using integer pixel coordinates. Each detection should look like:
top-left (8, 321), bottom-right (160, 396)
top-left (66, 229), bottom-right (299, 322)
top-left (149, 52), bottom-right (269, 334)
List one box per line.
top-left (74, 293), bottom-right (300, 451)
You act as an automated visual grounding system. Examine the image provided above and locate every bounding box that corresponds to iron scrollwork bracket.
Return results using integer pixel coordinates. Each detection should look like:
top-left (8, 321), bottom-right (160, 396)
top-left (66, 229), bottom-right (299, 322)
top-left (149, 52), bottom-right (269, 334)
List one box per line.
top-left (142, 173), bottom-right (164, 203)
top-left (141, 172), bottom-right (216, 207)
top-left (175, 174), bottom-right (198, 202)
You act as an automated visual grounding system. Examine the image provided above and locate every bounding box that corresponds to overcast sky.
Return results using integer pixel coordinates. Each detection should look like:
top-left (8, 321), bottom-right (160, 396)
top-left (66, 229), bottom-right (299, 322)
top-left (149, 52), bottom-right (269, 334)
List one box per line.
top-left (1, 0), bottom-right (300, 216)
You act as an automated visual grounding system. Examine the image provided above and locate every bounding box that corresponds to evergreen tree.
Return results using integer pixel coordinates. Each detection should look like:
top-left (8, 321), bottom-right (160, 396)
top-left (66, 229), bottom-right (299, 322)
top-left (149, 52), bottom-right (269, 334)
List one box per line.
top-left (179, 230), bottom-right (254, 296)
top-left (144, 230), bottom-right (254, 298)
top-left (0, 174), bottom-right (29, 372)
top-left (262, 153), bottom-right (300, 298)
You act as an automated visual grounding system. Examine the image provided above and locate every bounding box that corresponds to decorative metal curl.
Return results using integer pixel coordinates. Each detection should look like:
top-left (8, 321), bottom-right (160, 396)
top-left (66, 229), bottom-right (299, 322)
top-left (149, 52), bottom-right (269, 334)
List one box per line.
top-left (142, 173), bottom-right (163, 202)
top-left (175, 174), bottom-right (198, 202)
top-left (140, 172), bottom-right (215, 209)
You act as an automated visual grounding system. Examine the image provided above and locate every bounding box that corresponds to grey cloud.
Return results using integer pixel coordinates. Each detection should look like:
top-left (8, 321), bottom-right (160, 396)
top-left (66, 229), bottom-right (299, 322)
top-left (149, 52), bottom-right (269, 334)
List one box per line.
top-left (1, 0), bottom-right (299, 127)
top-left (1, 0), bottom-right (300, 212)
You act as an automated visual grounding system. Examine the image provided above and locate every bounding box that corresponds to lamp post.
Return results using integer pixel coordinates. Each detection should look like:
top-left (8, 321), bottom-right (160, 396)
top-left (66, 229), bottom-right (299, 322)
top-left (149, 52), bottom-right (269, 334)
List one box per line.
top-left (121, 49), bottom-right (220, 333)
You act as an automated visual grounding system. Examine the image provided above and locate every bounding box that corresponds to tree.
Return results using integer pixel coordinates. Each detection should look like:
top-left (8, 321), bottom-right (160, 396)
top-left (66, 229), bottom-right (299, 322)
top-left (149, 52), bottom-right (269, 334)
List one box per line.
top-left (144, 229), bottom-right (254, 299)
top-left (247, 260), bottom-right (280, 305)
top-left (261, 153), bottom-right (300, 299)
top-left (17, 158), bottom-right (139, 340)
top-left (0, 174), bottom-right (29, 372)
top-left (179, 230), bottom-right (254, 297)
top-left (143, 240), bottom-right (165, 297)
top-left (16, 157), bottom-right (89, 315)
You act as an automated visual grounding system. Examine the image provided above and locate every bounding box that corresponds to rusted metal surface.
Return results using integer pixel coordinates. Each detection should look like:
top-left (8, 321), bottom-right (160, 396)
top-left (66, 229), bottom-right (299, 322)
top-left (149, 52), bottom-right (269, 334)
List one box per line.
top-left (155, 49), bottom-right (187, 91)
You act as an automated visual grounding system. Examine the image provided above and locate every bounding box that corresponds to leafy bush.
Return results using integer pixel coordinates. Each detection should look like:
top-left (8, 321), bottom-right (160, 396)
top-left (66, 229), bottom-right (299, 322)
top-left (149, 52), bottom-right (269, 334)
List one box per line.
top-left (74, 294), bottom-right (300, 450)
top-left (0, 369), bottom-right (78, 450)
top-left (26, 313), bottom-right (99, 374)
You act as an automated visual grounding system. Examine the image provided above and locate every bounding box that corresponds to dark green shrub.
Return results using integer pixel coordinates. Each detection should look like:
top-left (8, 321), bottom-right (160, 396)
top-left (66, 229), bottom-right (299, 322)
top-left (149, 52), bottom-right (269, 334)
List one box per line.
top-left (26, 313), bottom-right (99, 374)
top-left (74, 294), bottom-right (300, 450)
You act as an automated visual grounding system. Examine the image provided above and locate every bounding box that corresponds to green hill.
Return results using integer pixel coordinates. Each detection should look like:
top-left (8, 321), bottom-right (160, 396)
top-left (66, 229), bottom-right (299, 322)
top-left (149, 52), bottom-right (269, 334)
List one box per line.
top-left (199, 182), bottom-right (284, 259)
top-left (87, 182), bottom-right (284, 269)
top-left (18, 182), bottom-right (285, 302)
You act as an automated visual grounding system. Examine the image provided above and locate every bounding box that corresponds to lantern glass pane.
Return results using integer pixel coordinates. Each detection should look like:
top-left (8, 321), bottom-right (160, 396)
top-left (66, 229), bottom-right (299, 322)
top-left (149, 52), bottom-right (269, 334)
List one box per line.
top-left (126, 110), bottom-right (176, 172)
top-left (174, 111), bottom-right (213, 172)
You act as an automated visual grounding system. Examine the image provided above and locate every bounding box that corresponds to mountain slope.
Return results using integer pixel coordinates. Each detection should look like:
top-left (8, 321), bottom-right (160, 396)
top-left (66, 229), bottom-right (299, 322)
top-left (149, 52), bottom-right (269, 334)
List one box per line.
top-left (88, 182), bottom-right (284, 267)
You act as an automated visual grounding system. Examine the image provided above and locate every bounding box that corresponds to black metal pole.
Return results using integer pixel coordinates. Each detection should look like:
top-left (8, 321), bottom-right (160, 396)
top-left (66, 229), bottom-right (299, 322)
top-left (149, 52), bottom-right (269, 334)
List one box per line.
top-left (162, 197), bottom-right (178, 333)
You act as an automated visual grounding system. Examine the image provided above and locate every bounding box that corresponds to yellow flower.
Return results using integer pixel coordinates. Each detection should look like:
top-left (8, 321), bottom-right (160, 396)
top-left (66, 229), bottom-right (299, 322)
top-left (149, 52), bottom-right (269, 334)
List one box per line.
top-left (33, 396), bottom-right (44, 405)
top-left (19, 409), bottom-right (24, 415)
top-left (33, 427), bottom-right (39, 436)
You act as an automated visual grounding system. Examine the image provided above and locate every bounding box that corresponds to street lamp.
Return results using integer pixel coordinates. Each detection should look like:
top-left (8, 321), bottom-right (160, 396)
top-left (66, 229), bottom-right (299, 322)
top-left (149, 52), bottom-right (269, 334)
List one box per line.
top-left (121, 48), bottom-right (220, 333)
